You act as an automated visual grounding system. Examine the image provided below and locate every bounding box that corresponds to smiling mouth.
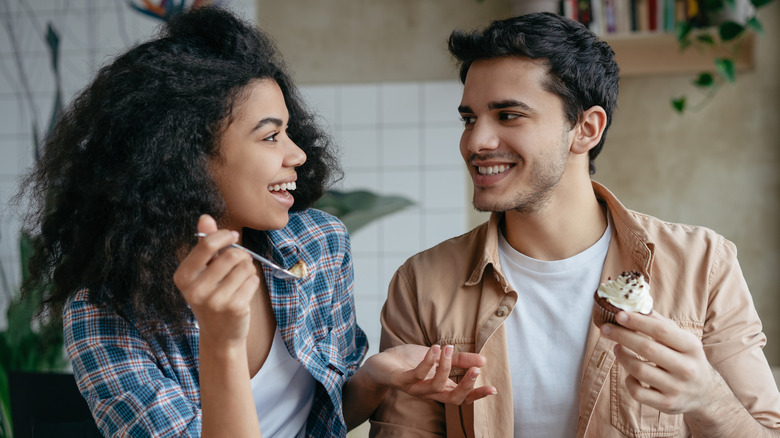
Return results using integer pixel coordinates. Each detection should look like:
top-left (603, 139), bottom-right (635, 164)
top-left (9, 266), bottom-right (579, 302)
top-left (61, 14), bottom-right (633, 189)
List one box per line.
top-left (477, 164), bottom-right (512, 176)
top-left (268, 181), bottom-right (297, 197)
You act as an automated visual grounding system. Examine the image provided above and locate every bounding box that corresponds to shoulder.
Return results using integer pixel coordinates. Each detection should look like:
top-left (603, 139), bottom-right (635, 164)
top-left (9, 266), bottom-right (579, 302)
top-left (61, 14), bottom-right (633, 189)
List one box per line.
top-left (398, 222), bottom-right (489, 281)
top-left (627, 209), bottom-right (730, 254)
top-left (287, 208), bottom-right (348, 240)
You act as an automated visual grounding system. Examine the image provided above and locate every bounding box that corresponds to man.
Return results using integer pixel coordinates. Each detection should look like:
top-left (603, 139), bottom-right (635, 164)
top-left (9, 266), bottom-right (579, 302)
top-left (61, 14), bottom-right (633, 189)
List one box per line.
top-left (369, 12), bottom-right (780, 438)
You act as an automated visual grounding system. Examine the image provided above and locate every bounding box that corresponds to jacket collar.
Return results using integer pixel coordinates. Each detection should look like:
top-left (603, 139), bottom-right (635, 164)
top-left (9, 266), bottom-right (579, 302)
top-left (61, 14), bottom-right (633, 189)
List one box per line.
top-left (465, 181), bottom-right (656, 288)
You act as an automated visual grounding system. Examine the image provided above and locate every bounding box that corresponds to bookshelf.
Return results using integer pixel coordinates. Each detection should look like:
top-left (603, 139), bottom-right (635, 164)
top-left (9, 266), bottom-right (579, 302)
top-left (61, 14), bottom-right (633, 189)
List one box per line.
top-left (605, 32), bottom-right (755, 77)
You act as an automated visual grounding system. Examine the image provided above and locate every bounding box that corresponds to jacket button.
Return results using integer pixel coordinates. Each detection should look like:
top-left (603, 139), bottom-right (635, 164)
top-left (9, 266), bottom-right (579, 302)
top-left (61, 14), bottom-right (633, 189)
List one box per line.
top-left (496, 305), bottom-right (508, 317)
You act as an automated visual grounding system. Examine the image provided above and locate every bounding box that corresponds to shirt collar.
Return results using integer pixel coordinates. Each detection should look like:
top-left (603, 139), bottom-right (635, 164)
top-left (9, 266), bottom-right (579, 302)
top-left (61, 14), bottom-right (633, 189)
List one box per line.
top-left (465, 181), bottom-right (655, 287)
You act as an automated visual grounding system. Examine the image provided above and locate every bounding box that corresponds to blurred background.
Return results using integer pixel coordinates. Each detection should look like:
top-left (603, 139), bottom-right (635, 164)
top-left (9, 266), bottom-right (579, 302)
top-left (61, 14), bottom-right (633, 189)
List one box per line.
top-left (0, 0), bottom-right (778, 435)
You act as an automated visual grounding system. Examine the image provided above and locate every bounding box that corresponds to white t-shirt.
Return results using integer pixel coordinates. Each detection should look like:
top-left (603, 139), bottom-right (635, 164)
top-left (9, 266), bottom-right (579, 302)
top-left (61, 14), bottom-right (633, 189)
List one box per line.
top-left (498, 217), bottom-right (612, 438)
top-left (250, 327), bottom-right (316, 438)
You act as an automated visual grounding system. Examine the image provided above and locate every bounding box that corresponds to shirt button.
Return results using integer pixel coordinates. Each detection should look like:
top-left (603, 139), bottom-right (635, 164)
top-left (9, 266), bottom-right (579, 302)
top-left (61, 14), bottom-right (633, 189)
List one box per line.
top-left (496, 305), bottom-right (508, 317)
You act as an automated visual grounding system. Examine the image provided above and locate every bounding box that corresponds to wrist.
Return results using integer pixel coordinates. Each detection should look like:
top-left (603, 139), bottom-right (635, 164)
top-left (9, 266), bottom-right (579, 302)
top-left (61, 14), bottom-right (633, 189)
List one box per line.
top-left (355, 354), bottom-right (392, 395)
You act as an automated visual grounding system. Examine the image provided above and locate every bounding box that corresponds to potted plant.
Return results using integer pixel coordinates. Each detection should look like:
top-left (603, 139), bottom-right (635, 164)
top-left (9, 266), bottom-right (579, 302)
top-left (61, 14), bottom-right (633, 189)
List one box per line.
top-left (672, 0), bottom-right (776, 113)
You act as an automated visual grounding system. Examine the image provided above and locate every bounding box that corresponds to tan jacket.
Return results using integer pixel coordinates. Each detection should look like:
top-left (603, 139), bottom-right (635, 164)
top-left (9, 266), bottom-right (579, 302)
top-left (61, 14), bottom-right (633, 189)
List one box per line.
top-left (370, 182), bottom-right (780, 438)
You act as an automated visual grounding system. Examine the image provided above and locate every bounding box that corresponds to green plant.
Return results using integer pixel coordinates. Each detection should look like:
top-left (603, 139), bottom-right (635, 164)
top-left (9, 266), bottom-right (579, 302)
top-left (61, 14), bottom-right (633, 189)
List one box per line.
top-left (672, 0), bottom-right (775, 113)
top-left (0, 233), bottom-right (67, 438)
top-left (315, 189), bottom-right (414, 235)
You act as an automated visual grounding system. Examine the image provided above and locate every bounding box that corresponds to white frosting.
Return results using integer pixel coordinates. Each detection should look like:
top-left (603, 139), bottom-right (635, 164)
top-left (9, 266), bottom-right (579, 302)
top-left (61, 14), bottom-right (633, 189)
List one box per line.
top-left (596, 271), bottom-right (653, 314)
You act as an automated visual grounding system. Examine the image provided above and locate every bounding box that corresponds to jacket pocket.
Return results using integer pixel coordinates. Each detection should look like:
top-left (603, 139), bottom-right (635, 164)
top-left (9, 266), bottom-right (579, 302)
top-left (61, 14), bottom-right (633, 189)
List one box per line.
top-left (609, 363), bottom-right (682, 437)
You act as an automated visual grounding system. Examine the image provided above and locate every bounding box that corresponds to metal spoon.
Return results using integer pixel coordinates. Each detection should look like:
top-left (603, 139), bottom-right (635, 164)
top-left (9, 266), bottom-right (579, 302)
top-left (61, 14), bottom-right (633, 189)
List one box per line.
top-left (194, 233), bottom-right (299, 280)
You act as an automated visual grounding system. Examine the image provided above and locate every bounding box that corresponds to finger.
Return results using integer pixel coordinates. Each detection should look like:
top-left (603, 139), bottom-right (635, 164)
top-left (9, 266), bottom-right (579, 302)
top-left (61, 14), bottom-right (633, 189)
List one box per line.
top-left (176, 230), bottom-right (240, 283)
top-left (623, 373), bottom-right (678, 413)
top-left (443, 367), bottom-right (479, 404)
top-left (602, 322), bottom-right (683, 374)
top-left (183, 248), bottom-right (253, 305)
top-left (197, 214), bottom-right (219, 235)
top-left (614, 311), bottom-right (698, 353)
top-left (223, 270), bottom-right (261, 315)
top-left (462, 386), bottom-right (499, 404)
top-left (410, 345), bottom-right (440, 382)
top-left (204, 253), bottom-right (258, 309)
top-left (614, 343), bottom-right (674, 393)
top-left (450, 352), bottom-right (487, 370)
top-left (430, 345), bottom-right (454, 391)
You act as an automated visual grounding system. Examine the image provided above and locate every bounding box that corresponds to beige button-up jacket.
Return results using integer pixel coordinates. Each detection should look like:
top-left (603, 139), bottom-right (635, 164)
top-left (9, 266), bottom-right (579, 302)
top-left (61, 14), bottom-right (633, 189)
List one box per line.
top-left (370, 182), bottom-right (780, 437)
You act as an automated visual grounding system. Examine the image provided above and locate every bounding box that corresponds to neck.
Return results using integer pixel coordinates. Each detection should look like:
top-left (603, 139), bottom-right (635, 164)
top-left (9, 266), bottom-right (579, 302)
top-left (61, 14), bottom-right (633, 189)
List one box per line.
top-left (501, 177), bottom-right (606, 261)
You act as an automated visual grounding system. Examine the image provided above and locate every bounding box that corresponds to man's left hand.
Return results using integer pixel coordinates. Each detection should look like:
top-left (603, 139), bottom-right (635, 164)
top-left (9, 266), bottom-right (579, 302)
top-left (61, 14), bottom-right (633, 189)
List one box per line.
top-left (600, 310), bottom-right (717, 416)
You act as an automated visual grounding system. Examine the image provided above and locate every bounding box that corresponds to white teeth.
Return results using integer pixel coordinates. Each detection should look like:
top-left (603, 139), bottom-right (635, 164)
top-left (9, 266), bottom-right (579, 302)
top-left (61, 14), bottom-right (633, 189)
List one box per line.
top-left (268, 182), bottom-right (297, 192)
top-left (477, 165), bottom-right (509, 175)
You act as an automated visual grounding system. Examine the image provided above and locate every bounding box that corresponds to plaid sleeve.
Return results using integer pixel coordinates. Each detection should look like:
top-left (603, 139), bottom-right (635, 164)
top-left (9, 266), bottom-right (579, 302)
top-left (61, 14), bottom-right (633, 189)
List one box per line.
top-left (64, 290), bottom-right (202, 437)
top-left (330, 228), bottom-right (368, 378)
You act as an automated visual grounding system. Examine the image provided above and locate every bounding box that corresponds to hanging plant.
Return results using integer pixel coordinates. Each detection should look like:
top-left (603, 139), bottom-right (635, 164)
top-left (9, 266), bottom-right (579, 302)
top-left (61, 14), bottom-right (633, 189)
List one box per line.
top-left (672, 0), bottom-right (775, 113)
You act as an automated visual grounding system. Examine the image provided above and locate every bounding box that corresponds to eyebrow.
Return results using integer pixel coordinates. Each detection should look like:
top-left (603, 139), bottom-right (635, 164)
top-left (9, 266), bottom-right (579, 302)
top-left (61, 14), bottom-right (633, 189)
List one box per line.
top-left (458, 99), bottom-right (534, 114)
top-left (250, 117), bottom-right (284, 134)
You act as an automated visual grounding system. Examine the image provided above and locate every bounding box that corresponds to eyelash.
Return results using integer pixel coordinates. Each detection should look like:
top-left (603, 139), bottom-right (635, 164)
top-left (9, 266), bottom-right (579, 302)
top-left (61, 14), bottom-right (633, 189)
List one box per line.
top-left (263, 132), bottom-right (278, 142)
top-left (459, 112), bottom-right (521, 126)
top-left (460, 115), bottom-right (476, 126)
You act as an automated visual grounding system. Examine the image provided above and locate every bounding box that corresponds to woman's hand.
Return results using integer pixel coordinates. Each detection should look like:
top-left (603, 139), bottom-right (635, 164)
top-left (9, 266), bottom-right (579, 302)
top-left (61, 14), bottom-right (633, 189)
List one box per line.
top-left (173, 214), bottom-right (260, 345)
top-left (364, 344), bottom-right (497, 405)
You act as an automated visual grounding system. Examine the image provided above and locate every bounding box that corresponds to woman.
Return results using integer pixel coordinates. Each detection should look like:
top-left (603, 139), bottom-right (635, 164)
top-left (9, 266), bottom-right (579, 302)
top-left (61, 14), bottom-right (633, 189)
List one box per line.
top-left (18, 6), bottom-right (492, 438)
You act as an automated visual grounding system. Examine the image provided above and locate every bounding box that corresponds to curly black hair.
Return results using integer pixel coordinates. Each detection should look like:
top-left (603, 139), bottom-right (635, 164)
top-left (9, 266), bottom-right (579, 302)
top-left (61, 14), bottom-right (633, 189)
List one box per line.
top-left (17, 6), bottom-right (340, 331)
top-left (448, 12), bottom-right (620, 174)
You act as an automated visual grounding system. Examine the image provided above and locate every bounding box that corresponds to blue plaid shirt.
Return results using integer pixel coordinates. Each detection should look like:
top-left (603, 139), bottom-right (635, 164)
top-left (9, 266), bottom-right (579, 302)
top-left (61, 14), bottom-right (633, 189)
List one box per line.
top-left (64, 209), bottom-right (368, 437)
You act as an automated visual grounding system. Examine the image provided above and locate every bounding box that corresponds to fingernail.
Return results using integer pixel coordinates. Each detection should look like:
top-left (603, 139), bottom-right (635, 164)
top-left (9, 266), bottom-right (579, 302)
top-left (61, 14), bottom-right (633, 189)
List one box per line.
top-left (471, 368), bottom-right (481, 380)
top-left (231, 231), bottom-right (240, 241)
top-left (601, 324), bottom-right (611, 335)
top-left (445, 345), bottom-right (453, 358)
top-left (490, 388), bottom-right (498, 395)
top-left (617, 312), bottom-right (628, 324)
top-left (431, 344), bottom-right (441, 355)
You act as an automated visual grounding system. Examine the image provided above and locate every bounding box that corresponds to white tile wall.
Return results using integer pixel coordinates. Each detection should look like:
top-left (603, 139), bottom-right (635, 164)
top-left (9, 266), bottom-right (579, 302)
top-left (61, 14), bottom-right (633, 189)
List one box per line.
top-left (0, 1), bottom-right (472, 360)
top-left (301, 81), bottom-right (469, 355)
top-left (0, 0), bottom-right (258, 330)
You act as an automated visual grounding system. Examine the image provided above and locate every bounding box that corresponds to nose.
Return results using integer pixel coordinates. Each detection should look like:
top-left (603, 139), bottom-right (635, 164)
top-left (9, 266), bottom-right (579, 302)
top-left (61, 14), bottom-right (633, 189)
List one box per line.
top-left (463, 119), bottom-right (500, 156)
top-left (286, 139), bottom-right (306, 168)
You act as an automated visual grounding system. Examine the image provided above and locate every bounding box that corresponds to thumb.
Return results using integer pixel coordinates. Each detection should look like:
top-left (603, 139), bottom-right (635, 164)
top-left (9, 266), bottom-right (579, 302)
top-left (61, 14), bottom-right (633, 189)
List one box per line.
top-left (196, 214), bottom-right (219, 235)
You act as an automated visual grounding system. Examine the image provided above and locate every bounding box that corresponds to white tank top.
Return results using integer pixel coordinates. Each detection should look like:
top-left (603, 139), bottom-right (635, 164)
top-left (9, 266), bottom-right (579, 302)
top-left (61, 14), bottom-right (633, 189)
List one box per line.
top-left (250, 327), bottom-right (316, 438)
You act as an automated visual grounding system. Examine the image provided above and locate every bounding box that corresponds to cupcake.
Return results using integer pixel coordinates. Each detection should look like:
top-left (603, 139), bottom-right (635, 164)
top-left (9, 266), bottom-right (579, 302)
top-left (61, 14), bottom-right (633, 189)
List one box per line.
top-left (592, 271), bottom-right (653, 328)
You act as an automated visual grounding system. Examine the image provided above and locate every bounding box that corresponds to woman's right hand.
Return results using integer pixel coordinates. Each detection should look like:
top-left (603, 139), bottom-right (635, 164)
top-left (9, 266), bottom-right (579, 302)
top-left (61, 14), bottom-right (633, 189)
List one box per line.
top-left (173, 214), bottom-right (260, 346)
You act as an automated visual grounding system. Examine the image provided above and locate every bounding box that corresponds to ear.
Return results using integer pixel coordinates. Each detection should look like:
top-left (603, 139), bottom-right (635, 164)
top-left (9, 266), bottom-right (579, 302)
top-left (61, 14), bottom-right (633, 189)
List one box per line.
top-left (571, 105), bottom-right (607, 155)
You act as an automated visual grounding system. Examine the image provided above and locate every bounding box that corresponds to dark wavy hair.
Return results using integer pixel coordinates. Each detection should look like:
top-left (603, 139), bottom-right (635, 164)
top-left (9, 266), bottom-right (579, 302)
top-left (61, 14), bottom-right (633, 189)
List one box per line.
top-left (17, 6), bottom-right (339, 331)
top-left (448, 12), bottom-right (619, 174)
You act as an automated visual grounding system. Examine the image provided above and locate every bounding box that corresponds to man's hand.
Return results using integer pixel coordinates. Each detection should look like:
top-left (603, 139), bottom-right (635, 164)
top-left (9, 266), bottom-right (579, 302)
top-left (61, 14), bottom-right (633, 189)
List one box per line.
top-left (363, 344), bottom-right (497, 405)
top-left (599, 310), bottom-right (716, 415)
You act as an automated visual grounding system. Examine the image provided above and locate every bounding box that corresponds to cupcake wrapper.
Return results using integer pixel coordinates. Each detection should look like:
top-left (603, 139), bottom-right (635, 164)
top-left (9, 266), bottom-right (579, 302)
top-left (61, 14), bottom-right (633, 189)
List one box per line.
top-left (592, 297), bottom-right (619, 328)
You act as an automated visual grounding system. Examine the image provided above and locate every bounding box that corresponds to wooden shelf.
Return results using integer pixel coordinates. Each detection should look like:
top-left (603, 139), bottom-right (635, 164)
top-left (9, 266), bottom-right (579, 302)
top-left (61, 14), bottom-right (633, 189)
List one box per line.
top-left (604, 32), bottom-right (754, 77)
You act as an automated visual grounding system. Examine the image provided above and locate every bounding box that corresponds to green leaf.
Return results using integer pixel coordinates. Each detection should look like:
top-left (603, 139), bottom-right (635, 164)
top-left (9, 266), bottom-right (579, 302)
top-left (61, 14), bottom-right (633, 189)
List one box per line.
top-left (694, 72), bottom-right (715, 87)
top-left (751, 0), bottom-right (775, 8)
top-left (672, 97), bottom-right (687, 113)
top-left (0, 363), bottom-right (11, 435)
top-left (746, 17), bottom-right (764, 34)
top-left (695, 33), bottom-right (716, 46)
top-left (314, 190), bottom-right (413, 235)
top-left (715, 58), bottom-right (736, 82)
top-left (718, 21), bottom-right (745, 41)
top-left (675, 21), bottom-right (693, 44)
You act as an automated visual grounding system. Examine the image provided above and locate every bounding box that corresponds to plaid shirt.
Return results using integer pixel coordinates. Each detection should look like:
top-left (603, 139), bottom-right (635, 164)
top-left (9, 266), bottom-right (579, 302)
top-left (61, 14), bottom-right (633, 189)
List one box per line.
top-left (64, 209), bottom-right (368, 437)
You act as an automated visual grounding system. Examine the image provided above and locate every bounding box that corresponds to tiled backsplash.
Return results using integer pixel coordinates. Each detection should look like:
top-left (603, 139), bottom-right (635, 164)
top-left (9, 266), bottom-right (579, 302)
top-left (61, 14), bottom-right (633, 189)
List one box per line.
top-left (0, 1), bottom-right (471, 357)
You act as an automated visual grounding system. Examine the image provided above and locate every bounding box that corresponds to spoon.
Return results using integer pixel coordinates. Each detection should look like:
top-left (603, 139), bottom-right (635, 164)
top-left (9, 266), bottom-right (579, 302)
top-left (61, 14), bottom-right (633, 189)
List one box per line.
top-left (194, 233), bottom-right (300, 280)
